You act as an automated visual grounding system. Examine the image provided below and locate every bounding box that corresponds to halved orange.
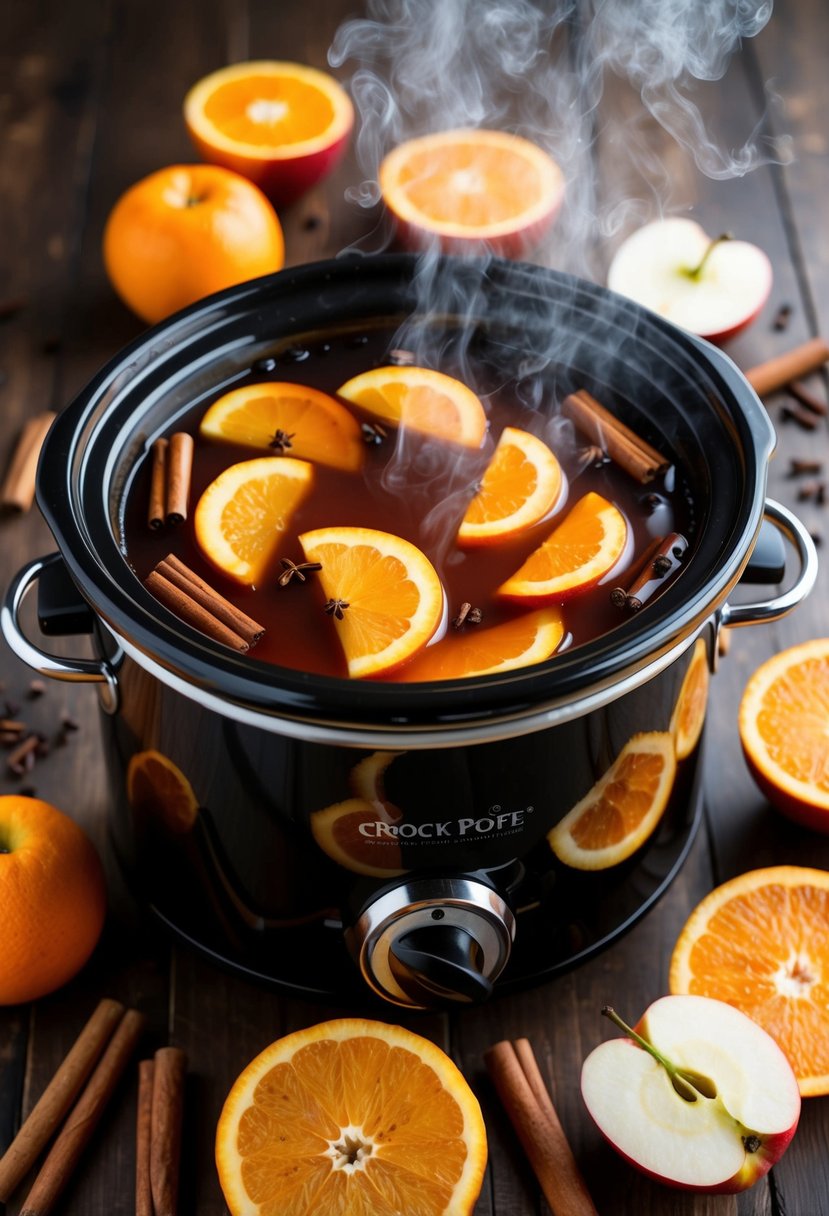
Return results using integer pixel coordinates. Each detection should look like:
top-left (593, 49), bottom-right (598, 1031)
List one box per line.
top-left (199, 382), bottom-right (363, 472)
top-left (396, 607), bottom-right (564, 682)
top-left (184, 61), bottom-right (354, 206)
top-left (379, 129), bottom-right (564, 257)
top-left (548, 732), bottom-right (676, 870)
top-left (457, 427), bottom-right (562, 546)
top-left (310, 800), bottom-right (407, 878)
top-left (126, 749), bottom-right (199, 835)
top-left (669, 866), bottom-right (829, 1096)
top-left (497, 491), bottom-right (628, 604)
top-left (670, 637), bottom-right (710, 761)
top-left (299, 527), bottom-right (444, 678)
top-left (215, 1018), bottom-right (487, 1216)
top-left (195, 456), bottom-right (313, 585)
top-left (337, 366), bottom-right (487, 449)
top-left (739, 639), bottom-right (829, 833)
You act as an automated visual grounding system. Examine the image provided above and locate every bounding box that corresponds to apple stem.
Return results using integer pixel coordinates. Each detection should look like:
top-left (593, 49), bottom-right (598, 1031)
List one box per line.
top-left (685, 232), bottom-right (733, 280)
top-left (601, 1007), bottom-right (716, 1103)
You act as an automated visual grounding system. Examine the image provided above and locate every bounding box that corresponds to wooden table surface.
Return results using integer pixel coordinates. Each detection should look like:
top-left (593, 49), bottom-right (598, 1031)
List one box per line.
top-left (2, 1), bottom-right (828, 1213)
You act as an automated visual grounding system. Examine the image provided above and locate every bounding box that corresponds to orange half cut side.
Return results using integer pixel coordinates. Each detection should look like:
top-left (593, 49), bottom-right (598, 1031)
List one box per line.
top-left (215, 1018), bottom-right (488, 1216)
top-left (199, 382), bottom-right (364, 471)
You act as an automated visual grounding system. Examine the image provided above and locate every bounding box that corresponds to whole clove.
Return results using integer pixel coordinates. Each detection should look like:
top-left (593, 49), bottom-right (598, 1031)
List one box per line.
top-left (788, 380), bottom-right (828, 417)
top-left (781, 402), bottom-right (819, 430)
top-left (7, 734), bottom-right (40, 776)
top-left (772, 303), bottom-right (793, 332)
top-left (28, 679), bottom-right (46, 699)
top-left (626, 533), bottom-right (689, 612)
top-left (452, 602), bottom-right (483, 628)
top-left (788, 457), bottom-right (823, 477)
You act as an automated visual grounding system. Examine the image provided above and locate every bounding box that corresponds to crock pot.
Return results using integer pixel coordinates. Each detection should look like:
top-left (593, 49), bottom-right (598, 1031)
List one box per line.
top-left (2, 254), bottom-right (816, 1009)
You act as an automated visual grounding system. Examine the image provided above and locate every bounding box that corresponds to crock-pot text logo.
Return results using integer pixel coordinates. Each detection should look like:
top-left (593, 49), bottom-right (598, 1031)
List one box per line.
top-left (358, 806), bottom-right (532, 841)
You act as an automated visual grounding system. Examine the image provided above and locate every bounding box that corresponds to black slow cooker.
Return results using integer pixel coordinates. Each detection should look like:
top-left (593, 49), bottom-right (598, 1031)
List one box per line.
top-left (2, 255), bottom-right (816, 1009)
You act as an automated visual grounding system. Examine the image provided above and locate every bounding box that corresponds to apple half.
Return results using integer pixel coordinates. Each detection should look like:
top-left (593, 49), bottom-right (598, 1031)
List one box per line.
top-left (581, 995), bottom-right (800, 1193)
top-left (607, 218), bottom-right (773, 344)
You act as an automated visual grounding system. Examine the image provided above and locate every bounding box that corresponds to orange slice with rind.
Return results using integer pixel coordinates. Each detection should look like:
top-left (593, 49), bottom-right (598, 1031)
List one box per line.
top-left (669, 866), bottom-right (829, 1096)
top-left (396, 607), bottom-right (564, 681)
top-left (199, 382), bottom-right (364, 471)
top-left (215, 1018), bottom-right (488, 1216)
top-left (670, 637), bottom-right (710, 761)
top-left (337, 366), bottom-right (487, 449)
top-left (548, 731), bottom-right (677, 870)
top-left (126, 749), bottom-right (199, 835)
top-left (379, 128), bottom-right (564, 257)
top-left (738, 638), bottom-right (829, 832)
top-left (498, 491), bottom-right (628, 604)
top-left (184, 61), bottom-right (354, 207)
top-left (457, 427), bottom-right (563, 546)
top-left (299, 526), bottom-right (444, 678)
top-left (195, 456), bottom-right (313, 585)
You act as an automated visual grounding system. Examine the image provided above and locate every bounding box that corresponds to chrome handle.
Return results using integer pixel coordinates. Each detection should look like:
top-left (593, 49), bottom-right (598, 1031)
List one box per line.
top-left (1, 554), bottom-right (119, 711)
top-left (721, 499), bottom-right (818, 628)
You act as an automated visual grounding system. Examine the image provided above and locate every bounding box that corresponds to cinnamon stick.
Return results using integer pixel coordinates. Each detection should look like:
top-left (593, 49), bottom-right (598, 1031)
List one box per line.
top-left (148, 438), bottom-right (168, 530)
top-left (609, 536), bottom-right (663, 608)
top-left (19, 1008), bottom-right (146, 1216)
top-left (150, 1047), bottom-right (187, 1216)
top-left (563, 390), bottom-right (669, 484)
top-left (158, 554), bottom-right (264, 646)
top-left (0, 999), bottom-right (125, 1202)
top-left (145, 569), bottom-right (251, 651)
top-left (745, 337), bottom-right (829, 398)
top-left (136, 1060), bottom-right (155, 1216)
top-left (166, 432), bottom-right (194, 524)
top-left (485, 1038), bottom-right (598, 1216)
top-left (789, 379), bottom-right (829, 417)
top-left (627, 532), bottom-right (688, 611)
top-left (1, 412), bottom-right (56, 511)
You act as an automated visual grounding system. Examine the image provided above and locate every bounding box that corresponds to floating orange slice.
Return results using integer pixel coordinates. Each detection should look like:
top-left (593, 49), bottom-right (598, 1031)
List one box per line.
top-left (670, 637), bottom-right (710, 761)
top-left (396, 607), bottom-right (564, 682)
top-left (299, 526), bottom-right (444, 678)
top-left (215, 1018), bottom-right (488, 1216)
top-left (457, 427), bottom-right (562, 546)
top-left (497, 491), bottom-right (628, 604)
top-left (739, 639), bottom-right (829, 833)
top-left (337, 366), bottom-right (487, 449)
top-left (126, 749), bottom-right (199, 835)
top-left (199, 382), bottom-right (363, 471)
top-left (379, 129), bottom-right (564, 257)
top-left (669, 866), bottom-right (829, 1096)
top-left (184, 61), bottom-right (354, 206)
top-left (195, 456), bottom-right (313, 585)
top-left (548, 732), bottom-right (676, 870)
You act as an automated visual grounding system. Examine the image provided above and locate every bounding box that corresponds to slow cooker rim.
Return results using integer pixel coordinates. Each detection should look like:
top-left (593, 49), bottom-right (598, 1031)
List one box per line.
top-left (37, 253), bottom-right (774, 730)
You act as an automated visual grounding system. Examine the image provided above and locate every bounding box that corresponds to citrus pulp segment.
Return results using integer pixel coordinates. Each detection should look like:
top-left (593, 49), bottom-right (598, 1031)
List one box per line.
top-left (457, 426), bottom-right (562, 545)
top-left (669, 866), bottom-right (829, 1096)
top-left (199, 382), bottom-right (364, 471)
top-left (299, 526), bottom-right (444, 678)
top-left (195, 456), bottom-right (313, 585)
top-left (738, 638), bottom-right (829, 831)
top-left (397, 607), bottom-right (564, 681)
top-left (548, 732), bottom-right (676, 870)
top-left (336, 366), bottom-right (487, 448)
top-left (215, 1018), bottom-right (487, 1216)
top-left (379, 128), bottom-right (564, 256)
top-left (497, 490), bottom-right (628, 603)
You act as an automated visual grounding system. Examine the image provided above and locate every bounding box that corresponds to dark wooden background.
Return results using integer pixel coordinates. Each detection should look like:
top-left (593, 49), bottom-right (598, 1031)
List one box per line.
top-left (1, 1), bottom-right (828, 1213)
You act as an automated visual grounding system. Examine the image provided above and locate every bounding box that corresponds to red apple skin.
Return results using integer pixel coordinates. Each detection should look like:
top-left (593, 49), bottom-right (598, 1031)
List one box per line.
top-left (186, 126), bottom-right (352, 209)
top-left (741, 744), bottom-right (829, 834)
top-left (701, 275), bottom-right (772, 345)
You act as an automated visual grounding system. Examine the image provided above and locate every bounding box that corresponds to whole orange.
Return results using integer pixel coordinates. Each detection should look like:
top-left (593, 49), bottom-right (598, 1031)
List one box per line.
top-left (0, 796), bottom-right (106, 1005)
top-left (103, 164), bottom-right (284, 325)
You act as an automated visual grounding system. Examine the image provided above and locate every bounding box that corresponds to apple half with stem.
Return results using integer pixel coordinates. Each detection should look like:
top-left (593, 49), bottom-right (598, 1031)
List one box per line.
top-left (607, 218), bottom-right (773, 344)
top-left (581, 995), bottom-right (800, 1193)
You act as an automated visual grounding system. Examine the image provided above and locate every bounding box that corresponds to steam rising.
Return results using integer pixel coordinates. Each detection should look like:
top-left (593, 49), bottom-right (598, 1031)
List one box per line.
top-left (330, 0), bottom-right (777, 269)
